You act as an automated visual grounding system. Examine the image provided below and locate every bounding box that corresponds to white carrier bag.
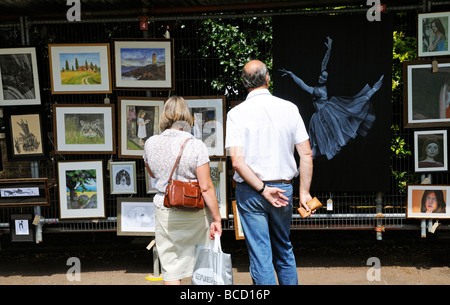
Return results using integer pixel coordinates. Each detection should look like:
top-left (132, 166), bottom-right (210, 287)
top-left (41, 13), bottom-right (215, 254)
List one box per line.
top-left (192, 234), bottom-right (233, 285)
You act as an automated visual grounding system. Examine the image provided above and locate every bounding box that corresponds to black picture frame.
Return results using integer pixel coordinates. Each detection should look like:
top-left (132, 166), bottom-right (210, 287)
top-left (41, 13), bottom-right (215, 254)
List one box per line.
top-left (10, 214), bottom-right (34, 242)
top-left (3, 106), bottom-right (48, 161)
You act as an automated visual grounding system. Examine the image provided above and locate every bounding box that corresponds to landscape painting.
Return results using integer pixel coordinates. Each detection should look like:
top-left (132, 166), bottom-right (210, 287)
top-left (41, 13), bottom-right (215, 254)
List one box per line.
top-left (113, 39), bottom-right (174, 90)
top-left (58, 160), bottom-right (105, 219)
top-left (49, 43), bottom-right (112, 94)
top-left (59, 52), bottom-right (102, 85)
top-left (120, 48), bottom-right (165, 81)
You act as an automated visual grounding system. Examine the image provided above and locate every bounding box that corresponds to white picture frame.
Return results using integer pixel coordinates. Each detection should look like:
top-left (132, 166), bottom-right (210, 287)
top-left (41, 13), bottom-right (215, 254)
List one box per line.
top-left (414, 130), bottom-right (448, 173)
top-left (49, 43), bottom-right (112, 94)
top-left (118, 97), bottom-right (164, 158)
top-left (53, 104), bottom-right (115, 154)
top-left (117, 198), bottom-right (155, 236)
top-left (0, 47), bottom-right (41, 106)
top-left (110, 161), bottom-right (137, 194)
top-left (418, 11), bottom-right (450, 58)
top-left (185, 96), bottom-right (226, 157)
top-left (113, 39), bottom-right (174, 90)
top-left (57, 160), bottom-right (106, 219)
top-left (407, 184), bottom-right (450, 219)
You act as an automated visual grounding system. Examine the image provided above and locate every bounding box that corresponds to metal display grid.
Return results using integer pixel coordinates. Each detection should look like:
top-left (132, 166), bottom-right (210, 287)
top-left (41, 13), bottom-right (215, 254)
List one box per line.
top-left (1, 2), bottom-right (450, 241)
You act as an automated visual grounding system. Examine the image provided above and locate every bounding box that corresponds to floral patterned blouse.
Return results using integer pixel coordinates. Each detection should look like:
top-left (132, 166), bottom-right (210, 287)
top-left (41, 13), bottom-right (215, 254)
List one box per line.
top-left (143, 129), bottom-right (210, 210)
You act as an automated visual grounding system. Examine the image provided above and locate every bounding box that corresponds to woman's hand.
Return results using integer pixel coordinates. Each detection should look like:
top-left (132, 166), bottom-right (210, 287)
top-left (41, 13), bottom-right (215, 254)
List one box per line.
top-left (209, 220), bottom-right (222, 239)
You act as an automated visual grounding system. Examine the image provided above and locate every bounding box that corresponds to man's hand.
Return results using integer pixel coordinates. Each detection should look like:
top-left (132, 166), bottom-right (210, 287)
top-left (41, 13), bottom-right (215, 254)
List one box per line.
top-left (262, 186), bottom-right (290, 208)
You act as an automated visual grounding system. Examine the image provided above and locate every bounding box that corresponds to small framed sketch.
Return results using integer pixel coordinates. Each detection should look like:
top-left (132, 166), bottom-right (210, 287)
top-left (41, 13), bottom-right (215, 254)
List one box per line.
top-left (185, 96), bottom-right (226, 157)
top-left (10, 214), bottom-right (34, 242)
top-left (210, 160), bottom-right (228, 219)
top-left (57, 160), bottom-right (105, 219)
top-left (0, 47), bottom-right (41, 106)
top-left (117, 198), bottom-right (155, 236)
top-left (0, 178), bottom-right (49, 207)
top-left (403, 59), bottom-right (450, 128)
top-left (110, 161), bottom-right (137, 194)
top-left (53, 104), bottom-right (115, 154)
top-left (407, 184), bottom-right (450, 219)
top-left (145, 170), bottom-right (157, 194)
top-left (418, 12), bottom-right (450, 57)
top-left (232, 201), bottom-right (245, 240)
top-left (118, 97), bottom-right (164, 158)
top-left (414, 130), bottom-right (448, 172)
top-left (113, 39), bottom-right (174, 90)
top-left (49, 43), bottom-right (112, 94)
top-left (3, 106), bottom-right (47, 161)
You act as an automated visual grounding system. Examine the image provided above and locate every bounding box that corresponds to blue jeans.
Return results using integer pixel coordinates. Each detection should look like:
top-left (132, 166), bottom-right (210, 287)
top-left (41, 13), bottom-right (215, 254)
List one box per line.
top-left (236, 181), bottom-right (298, 285)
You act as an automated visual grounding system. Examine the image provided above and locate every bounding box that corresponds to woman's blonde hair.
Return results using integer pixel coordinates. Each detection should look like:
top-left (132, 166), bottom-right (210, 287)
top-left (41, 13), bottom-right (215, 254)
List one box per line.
top-left (159, 96), bottom-right (193, 132)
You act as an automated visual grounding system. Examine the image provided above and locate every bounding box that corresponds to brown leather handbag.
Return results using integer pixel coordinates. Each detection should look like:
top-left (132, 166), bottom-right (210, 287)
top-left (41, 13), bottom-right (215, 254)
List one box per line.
top-left (163, 138), bottom-right (204, 209)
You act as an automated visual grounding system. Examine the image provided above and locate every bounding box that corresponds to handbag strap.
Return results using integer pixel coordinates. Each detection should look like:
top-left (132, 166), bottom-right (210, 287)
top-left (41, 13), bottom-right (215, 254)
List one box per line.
top-left (167, 138), bottom-right (191, 183)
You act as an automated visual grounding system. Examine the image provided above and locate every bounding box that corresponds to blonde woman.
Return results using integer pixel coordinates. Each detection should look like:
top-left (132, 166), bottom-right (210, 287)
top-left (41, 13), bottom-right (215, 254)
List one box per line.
top-left (143, 95), bottom-right (222, 285)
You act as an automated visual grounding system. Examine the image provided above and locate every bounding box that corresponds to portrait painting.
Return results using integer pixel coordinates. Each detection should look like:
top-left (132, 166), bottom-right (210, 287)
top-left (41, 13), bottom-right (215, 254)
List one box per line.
top-left (418, 12), bottom-right (450, 57)
top-left (407, 185), bottom-right (450, 219)
top-left (118, 97), bottom-right (164, 158)
top-left (414, 130), bottom-right (448, 172)
top-left (404, 60), bottom-right (450, 128)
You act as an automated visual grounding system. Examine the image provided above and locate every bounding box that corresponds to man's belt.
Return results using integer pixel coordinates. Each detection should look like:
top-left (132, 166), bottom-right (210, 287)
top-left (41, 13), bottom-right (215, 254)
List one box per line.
top-left (264, 180), bottom-right (292, 184)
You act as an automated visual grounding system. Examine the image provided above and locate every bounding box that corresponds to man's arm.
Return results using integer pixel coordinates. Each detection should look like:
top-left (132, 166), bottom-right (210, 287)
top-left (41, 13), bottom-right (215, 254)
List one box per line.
top-left (229, 146), bottom-right (290, 208)
top-left (295, 140), bottom-right (314, 210)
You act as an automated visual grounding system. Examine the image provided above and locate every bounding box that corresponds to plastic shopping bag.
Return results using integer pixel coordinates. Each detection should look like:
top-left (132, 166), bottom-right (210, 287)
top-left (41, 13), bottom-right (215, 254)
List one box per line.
top-left (192, 234), bottom-right (233, 285)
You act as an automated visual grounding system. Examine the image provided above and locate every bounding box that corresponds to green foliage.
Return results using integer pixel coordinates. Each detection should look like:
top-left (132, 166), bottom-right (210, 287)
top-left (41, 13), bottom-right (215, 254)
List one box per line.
top-left (198, 17), bottom-right (272, 95)
top-left (391, 31), bottom-right (418, 193)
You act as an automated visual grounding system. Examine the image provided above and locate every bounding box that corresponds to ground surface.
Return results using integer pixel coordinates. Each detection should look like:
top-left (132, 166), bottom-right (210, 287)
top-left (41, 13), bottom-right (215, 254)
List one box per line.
top-left (0, 229), bottom-right (449, 287)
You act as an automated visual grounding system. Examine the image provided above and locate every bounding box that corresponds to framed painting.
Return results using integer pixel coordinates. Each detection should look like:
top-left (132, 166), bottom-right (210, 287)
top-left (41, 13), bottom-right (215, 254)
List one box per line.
top-left (110, 161), bottom-right (137, 194)
top-left (10, 214), bottom-right (34, 242)
top-left (3, 106), bottom-right (47, 161)
top-left (48, 43), bottom-right (112, 94)
top-left (210, 160), bottom-right (228, 219)
top-left (403, 59), bottom-right (450, 128)
top-left (0, 47), bottom-right (41, 106)
top-left (232, 201), bottom-right (244, 240)
top-left (418, 12), bottom-right (450, 57)
top-left (57, 160), bottom-right (105, 219)
top-left (113, 39), bottom-right (174, 90)
top-left (145, 170), bottom-right (157, 194)
top-left (53, 104), bottom-right (115, 154)
top-left (118, 97), bottom-right (164, 158)
top-left (0, 178), bottom-right (49, 207)
top-left (407, 184), bottom-right (450, 219)
top-left (414, 130), bottom-right (448, 173)
top-left (117, 197), bottom-right (155, 236)
top-left (185, 96), bottom-right (226, 157)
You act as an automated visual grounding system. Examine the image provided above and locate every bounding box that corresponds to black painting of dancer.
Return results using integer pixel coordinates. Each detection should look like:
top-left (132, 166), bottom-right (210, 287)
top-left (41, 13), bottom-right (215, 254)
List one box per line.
top-left (280, 37), bottom-right (384, 160)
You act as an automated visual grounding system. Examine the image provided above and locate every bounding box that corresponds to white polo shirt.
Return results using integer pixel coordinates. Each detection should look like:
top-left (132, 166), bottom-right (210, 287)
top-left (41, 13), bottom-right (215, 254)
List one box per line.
top-left (225, 88), bottom-right (309, 183)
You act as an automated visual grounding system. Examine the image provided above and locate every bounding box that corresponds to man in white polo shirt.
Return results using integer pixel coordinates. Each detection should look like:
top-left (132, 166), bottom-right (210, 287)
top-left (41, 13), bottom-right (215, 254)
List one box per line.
top-left (226, 59), bottom-right (313, 285)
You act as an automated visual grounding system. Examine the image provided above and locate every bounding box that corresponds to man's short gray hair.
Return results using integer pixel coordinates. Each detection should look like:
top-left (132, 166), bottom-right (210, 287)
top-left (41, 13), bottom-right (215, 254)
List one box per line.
top-left (241, 61), bottom-right (270, 90)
